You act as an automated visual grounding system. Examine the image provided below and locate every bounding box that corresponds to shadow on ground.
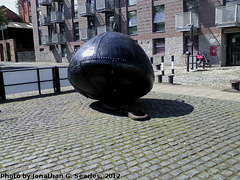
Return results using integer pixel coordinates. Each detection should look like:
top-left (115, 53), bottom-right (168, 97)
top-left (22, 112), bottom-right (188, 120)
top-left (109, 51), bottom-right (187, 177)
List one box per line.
top-left (90, 98), bottom-right (194, 120)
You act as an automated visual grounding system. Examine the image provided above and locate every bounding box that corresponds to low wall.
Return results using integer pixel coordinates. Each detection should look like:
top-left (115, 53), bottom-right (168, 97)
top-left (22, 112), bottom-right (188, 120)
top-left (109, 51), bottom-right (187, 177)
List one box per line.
top-left (17, 51), bottom-right (36, 62)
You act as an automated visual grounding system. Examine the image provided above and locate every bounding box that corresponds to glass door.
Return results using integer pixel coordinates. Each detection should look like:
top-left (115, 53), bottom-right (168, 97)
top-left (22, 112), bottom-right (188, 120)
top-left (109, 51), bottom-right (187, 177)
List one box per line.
top-left (227, 33), bottom-right (240, 65)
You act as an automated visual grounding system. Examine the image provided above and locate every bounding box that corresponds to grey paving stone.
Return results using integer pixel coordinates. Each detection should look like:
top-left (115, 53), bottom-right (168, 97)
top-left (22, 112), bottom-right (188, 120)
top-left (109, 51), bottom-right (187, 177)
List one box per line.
top-left (0, 91), bottom-right (240, 180)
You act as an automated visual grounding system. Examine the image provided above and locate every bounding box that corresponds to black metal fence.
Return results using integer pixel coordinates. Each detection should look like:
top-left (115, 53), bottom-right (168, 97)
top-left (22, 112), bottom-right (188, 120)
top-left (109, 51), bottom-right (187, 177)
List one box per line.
top-left (0, 66), bottom-right (70, 101)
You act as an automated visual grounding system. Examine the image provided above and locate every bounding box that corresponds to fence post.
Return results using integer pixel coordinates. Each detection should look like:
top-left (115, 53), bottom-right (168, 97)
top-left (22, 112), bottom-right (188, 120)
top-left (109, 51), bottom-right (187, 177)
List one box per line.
top-left (171, 55), bottom-right (175, 74)
top-left (36, 68), bottom-right (41, 95)
top-left (187, 55), bottom-right (190, 72)
top-left (150, 57), bottom-right (153, 64)
top-left (53, 66), bottom-right (60, 93)
top-left (0, 71), bottom-right (6, 101)
top-left (161, 56), bottom-right (164, 76)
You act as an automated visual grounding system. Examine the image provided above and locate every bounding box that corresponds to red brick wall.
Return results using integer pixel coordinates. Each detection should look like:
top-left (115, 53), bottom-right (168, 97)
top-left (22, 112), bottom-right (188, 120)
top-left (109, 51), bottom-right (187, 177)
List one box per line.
top-left (18, 0), bottom-right (32, 23)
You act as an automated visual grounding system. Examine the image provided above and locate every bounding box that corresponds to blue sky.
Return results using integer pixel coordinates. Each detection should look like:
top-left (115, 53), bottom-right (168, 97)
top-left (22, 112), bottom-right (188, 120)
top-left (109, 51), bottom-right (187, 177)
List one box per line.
top-left (0, 0), bottom-right (18, 14)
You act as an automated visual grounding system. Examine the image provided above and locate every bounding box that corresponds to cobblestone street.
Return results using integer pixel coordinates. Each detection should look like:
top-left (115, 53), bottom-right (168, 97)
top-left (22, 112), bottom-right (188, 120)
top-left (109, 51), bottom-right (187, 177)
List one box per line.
top-left (0, 88), bottom-right (239, 180)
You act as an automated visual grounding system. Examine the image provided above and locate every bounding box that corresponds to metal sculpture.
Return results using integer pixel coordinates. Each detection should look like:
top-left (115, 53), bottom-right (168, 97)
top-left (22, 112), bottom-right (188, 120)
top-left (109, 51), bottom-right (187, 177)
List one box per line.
top-left (68, 32), bottom-right (154, 106)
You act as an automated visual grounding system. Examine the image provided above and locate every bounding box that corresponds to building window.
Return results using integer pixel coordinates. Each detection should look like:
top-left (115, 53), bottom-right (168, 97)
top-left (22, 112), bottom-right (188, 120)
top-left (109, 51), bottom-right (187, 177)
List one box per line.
top-left (153, 5), bottom-right (165, 32)
top-left (61, 45), bottom-right (67, 57)
top-left (184, 33), bottom-right (199, 54)
top-left (128, 0), bottom-right (137, 6)
top-left (74, 22), bottom-right (79, 41)
top-left (39, 30), bottom-right (43, 45)
top-left (153, 38), bottom-right (165, 55)
top-left (128, 10), bottom-right (137, 35)
top-left (107, 13), bottom-right (114, 30)
top-left (184, 0), bottom-right (199, 12)
top-left (73, 0), bottom-right (78, 18)
top-left (88, 17), bottom-right (95, 29)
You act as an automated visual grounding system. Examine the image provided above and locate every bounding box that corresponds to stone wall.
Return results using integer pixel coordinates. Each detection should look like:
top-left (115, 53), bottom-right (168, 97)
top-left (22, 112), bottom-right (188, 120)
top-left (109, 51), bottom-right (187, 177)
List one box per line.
top-left (17, 51), bottom-right (36, 62)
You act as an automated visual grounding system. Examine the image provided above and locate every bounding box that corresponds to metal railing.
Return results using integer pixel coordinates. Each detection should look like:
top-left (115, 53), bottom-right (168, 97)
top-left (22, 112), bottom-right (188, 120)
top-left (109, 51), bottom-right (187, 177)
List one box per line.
top-left (175, 12), bottom-right (199, 31)
top-left (215, 4), bottom-right (240, 27)
top-left (38, 0), bottom-right (52, 6)
top-left (96, 0), bottom-right (114, 12)
top-left (97, 25), bottom-right (113, 35)
top-left (50, 11), bottom-right (64, 23)
top-left (0, 66), bottom-right (71, 101)
top-left (79, 3), bottom-right (94, 17)
top-left (39, 15), bottom-right (52, 26)
top-left (80, 29), bottom-right (96, 41)
top-left (52, 33), bottom-right (66, 44)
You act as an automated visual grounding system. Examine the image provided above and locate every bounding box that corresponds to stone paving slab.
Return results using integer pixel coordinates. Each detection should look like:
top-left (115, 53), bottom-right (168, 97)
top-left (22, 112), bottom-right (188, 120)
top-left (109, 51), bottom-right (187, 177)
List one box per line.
top-left (0, 90), bottom-right (239, 180)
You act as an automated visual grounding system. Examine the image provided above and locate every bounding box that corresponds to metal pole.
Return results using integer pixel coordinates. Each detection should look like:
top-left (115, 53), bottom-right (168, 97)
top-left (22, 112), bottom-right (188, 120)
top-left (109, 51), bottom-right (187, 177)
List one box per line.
top-left (161, 56), bottom-right (164, 76)
top-left (1, 25), bottom-right (4, 40)
top-left (187, 55), bottom-right (190, 72)
top-left (171, 55), bottom-right (174, 74)
top-left (0, 71), bottom-right (6, 101)
top-left (37, 69), bottom-right (41, 95)
top-left (53, 66), bottom-right (60, 93)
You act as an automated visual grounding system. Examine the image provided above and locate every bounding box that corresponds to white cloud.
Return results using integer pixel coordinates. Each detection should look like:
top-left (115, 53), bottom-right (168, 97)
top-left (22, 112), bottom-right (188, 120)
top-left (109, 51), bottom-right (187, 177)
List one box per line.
top-left (0, 0), bottom-right (18, 14)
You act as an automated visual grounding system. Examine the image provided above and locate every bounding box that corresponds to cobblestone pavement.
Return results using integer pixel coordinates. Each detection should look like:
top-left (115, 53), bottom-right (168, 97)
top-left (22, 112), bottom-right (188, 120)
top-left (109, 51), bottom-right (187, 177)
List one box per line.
top-left (0, 89), bottom-right (239, 180)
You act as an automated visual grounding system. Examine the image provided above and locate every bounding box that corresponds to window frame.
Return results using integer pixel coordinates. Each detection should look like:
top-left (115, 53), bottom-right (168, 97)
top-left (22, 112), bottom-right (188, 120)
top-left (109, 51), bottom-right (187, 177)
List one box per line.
top-left (153, 38), bottom-right (165, 55)
top-left (74, 22), bottom-right (80, 41)
top-left (153, 5), bottom-right (165, 33)
top-left (128, 0), bottom-right (137, 6)
top-left (128, 10), bottom-right (137, 35)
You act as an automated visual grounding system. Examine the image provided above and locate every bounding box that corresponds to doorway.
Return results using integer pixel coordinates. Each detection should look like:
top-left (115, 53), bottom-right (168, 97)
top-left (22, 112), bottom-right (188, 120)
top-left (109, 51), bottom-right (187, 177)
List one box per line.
top-left (227, 33), bottom-right (240, 65)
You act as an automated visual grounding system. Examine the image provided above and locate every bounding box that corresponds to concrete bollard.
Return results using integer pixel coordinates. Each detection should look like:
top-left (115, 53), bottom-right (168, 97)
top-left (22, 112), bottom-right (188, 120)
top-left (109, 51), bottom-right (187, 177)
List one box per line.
top-left (168, 75), bottom-right (174, 84)
top-left (157, 75), bottom-right (162, 83)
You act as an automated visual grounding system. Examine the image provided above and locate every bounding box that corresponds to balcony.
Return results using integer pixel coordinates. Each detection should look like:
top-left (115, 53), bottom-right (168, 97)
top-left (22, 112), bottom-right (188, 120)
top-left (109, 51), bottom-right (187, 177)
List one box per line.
top-left (41, 35), bottom-right (53, 46)
top-left (79, 3), bottom-right (94, 17)
top-left (80, 29), bottom-right (96, 41)
top-left (175, 12), bottom-right (199, 32)
top-left (52, 33), bottom-right (66, 44)
top-left (96, 0), bottom-right (114, 13)
top-left (50, 11), bottom-right (64, 23)
top-left (97, 25), bottom-right (113, 35)
top-left (39, 15), bottom-right (52, 26)
top-left (215, 4), bottom-right (240, 28)
top-left (38, 0), bottom-right (52, 6)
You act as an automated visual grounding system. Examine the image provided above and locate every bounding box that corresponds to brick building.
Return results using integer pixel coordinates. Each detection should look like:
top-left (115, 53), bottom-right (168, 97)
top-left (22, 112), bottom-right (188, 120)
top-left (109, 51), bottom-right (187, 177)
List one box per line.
top-left (31, 0), bottom-right (240, 66)
top-left (0, 6), bottom-right (34, 62)
top-left (18, 0), bottom-right (32, 23)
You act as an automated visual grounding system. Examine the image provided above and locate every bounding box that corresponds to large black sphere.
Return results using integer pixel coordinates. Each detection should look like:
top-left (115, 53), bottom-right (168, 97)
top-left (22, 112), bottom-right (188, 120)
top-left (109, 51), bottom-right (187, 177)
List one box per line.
top-left (68, 32), bottom-right (154, 105)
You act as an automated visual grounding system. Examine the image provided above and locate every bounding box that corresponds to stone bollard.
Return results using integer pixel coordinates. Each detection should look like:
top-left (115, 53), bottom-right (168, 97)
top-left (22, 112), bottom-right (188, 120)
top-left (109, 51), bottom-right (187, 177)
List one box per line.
top-left (168, 75), bottom-right (174, 84)
top-left (230, 80), bottom-right (240, 91)
top-left (157, 75), bottom-right (162, 83)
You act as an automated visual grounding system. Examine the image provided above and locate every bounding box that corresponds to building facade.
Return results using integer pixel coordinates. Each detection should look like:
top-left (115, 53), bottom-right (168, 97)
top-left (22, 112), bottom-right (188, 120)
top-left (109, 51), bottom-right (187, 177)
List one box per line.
top-left (31, 0), bottom-right (240, 66)
top-left (18, 0), bottom-right (32, 23)
top-left (0, 6), bottom-right (34, 62)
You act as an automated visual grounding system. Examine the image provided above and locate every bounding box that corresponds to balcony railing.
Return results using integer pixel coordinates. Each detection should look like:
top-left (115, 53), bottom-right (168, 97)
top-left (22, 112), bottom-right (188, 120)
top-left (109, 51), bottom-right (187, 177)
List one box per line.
top-left (215, 4), bottom-right (240, 28)
top-left (39, 15), bottom-right (52, 26)
top-left (50, 11), bottom-right (64, 23)
top-left (175, 12), bottom-right (199, 32)
top-left (80, 29), bottom-right (96, 41)
top-left (41, 35), bottom-right (53, 46)
top-left (79, 3), bottom-right (94, 17)
top-left (52, 33), bottom-right (66, 44)
top-left (97, 25), bottom-right (113, 35)
top-left (96, 0), bottom-right (114, 13)
top-left (38, 0), bottom-right (52, 6)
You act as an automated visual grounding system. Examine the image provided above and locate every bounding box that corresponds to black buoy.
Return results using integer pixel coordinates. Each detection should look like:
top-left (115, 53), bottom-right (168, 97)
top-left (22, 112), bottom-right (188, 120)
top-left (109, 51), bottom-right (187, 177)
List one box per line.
top-left (68, 32), bottom-right (154, 105)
